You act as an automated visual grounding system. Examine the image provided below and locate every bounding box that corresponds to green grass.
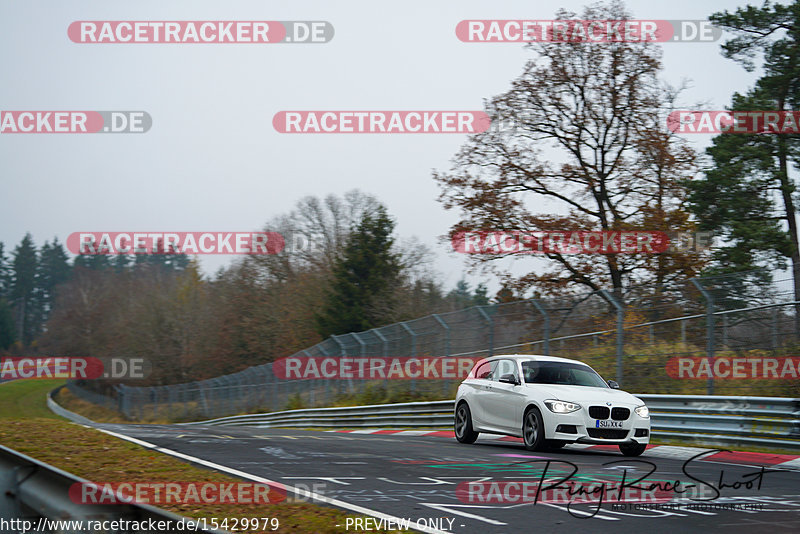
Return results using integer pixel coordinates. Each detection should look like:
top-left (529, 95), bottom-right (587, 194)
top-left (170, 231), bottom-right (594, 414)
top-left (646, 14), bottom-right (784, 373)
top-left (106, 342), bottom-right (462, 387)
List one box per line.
top-left (0, 380), bottom-right (409, 533)
top-left (0, 379), bottom-right (64, 419)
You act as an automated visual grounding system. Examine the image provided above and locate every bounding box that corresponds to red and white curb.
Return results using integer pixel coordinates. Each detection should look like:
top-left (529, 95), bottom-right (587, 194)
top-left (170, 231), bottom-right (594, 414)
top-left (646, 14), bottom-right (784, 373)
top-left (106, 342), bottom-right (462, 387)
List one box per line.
top-left (328, 429), bottom-right (800, 470)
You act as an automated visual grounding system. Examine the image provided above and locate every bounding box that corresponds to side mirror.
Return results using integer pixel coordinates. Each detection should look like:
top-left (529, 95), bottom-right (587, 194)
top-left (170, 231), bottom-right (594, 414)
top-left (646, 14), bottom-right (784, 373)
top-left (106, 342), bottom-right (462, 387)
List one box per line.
top-left (607, 380), bottom-right (620, 389)
top-left (499, 374), bottom-right (520, 385)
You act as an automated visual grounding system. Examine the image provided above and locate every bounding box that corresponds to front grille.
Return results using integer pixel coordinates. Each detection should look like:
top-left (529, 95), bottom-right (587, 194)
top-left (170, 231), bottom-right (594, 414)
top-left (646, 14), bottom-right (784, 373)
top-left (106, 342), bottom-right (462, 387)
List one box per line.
top-left (589, 406), bottom-right (610, 419)
top-left (611, 407), bottom-right (630, 420)
top-left (587, 428), bottom-right (629, 439)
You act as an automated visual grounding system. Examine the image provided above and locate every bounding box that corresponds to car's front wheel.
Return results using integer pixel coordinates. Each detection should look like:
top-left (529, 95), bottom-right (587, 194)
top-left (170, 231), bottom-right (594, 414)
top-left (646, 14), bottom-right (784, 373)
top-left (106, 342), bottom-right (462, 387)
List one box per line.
top-left (523, 407), bottom-right (545, 451)
top-left (455, 403), bottom-right (479, 444)
top-left (619, 442), bottom-right (647, 456)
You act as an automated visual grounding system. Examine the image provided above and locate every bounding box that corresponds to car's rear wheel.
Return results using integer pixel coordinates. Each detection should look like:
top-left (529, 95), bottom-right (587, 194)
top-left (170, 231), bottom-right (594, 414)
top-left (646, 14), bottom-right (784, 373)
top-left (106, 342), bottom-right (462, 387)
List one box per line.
top-left (619, 442), bottom-right (647, 456)
top-left (523, 407), bottom-right (545, 451)
top-left (455, 403), bottom-right (479, 444)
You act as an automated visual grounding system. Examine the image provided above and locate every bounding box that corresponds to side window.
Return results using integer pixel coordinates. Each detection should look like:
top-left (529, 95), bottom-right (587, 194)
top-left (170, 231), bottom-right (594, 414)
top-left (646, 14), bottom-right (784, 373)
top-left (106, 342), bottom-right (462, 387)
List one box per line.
top-left (473, 360), bottom-right (493, 380)
top-left (496, 359), bottom-right (519, 381)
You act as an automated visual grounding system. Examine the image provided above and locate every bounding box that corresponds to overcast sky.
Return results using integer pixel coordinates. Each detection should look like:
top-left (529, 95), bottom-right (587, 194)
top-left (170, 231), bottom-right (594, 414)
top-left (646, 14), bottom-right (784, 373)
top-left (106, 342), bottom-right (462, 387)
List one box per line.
top-left (0, 0), bottom-right (762, 294)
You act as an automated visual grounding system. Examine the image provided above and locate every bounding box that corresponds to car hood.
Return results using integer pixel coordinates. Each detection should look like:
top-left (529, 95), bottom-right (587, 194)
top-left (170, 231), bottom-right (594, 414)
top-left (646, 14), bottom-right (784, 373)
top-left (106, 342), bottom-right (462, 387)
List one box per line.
top-left (524, 384), bottom-right (644, 405)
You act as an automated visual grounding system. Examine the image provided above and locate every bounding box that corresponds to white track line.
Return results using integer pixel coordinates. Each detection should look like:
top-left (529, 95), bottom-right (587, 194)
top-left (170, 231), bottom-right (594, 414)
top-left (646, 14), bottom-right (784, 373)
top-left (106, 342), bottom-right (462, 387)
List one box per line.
top-left (90, 426), bottom-right (450, 534)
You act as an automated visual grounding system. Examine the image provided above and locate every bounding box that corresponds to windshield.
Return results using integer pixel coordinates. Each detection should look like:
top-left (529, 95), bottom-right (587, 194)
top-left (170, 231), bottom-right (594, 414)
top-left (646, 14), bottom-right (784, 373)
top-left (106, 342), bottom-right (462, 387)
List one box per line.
top-left (521, 361), bottom-right (608, 388)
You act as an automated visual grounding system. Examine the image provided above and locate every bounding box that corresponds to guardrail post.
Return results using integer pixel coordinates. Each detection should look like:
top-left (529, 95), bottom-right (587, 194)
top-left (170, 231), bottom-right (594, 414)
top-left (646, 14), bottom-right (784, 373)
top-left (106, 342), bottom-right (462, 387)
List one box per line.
top-left (477, 306), bottom-right (494, 357)
top-left (691, 279), bottom-right (715, 395)
top-left (531, 299), bottom-right (550, 355)
top-left (600, 289), bottom-right (624, 386)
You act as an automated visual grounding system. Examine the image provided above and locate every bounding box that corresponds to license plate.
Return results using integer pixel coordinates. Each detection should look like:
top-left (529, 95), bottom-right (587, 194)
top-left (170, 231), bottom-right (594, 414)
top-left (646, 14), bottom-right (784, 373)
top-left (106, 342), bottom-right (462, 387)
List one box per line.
top-left (595, 420), bottom-right (623, 428)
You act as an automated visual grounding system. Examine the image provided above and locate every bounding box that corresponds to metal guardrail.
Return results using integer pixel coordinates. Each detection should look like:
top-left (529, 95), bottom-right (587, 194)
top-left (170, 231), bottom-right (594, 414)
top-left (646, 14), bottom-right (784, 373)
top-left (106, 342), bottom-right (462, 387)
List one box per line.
top-left (181, 400), bottom-right (457, 429)
top-left (0, 445), bottom-right (225, 533)
top-left (181, 395), bottom-right (800, 451)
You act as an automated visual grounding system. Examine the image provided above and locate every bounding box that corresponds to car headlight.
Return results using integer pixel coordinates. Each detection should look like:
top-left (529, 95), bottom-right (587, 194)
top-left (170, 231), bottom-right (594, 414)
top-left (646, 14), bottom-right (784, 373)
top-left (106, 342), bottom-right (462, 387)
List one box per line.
top-left (634, 405), bottom-right (649, 418)
top-left (544, 400), bottom-right (581, 414)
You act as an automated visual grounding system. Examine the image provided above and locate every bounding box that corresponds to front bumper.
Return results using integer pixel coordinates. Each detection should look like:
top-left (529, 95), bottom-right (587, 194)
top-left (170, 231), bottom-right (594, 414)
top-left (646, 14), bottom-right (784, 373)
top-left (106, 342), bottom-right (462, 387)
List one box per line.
top-left (541, 403), bottom-right (651, 444)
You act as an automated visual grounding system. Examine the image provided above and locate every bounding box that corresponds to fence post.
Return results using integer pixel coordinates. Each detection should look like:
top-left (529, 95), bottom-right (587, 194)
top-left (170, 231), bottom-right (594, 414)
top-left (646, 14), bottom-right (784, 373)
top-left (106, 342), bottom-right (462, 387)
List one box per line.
top-left (116, 384), bottom-right (127, 418)
top-left (371, 328), bottom-right (389, 357)
top-left (433, 314), bottom-right (451, 395)
top-left (477, 306), bottom-right (494, 357)
top-left (600, 289), bottom-right (624, 386)
top-left (531, 299), bottom-right (550, 355)
top-left (331, 335), bottom-right (349, 393)
top-left (400, 322), bottom-right (417, 357)
top-left (432, 314), bottom-right (450, 356)
top-left (400, 322), bottom-right (417, 393)
top-left (722, 314), bottom-right (728, 348)
top-left (681, 319), bottom-right (686, 346)
top-left (691, 279), bottom-right (715, 395)
top-left (301, 351), bottom-right (315, 407)
top-left (351, 333), bottom-right (368, 396)
top-left (772, 306), bottom-right (779, 349)
top-left (318, 344), bottom-right (332, 403)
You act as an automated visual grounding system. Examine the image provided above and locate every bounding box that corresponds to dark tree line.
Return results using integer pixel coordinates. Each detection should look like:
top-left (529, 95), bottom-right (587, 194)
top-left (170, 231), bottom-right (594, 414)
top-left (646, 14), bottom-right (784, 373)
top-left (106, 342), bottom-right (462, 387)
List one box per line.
top-left (0, 233), bottom-right (190, 352)
top-left (3, 193), bottom-right (494, 387)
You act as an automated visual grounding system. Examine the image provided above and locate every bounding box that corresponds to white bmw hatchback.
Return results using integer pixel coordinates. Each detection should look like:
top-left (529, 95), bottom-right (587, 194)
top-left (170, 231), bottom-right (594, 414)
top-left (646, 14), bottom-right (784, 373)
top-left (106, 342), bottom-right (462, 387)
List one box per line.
top-left (454, 354), bottom-right (651, 456)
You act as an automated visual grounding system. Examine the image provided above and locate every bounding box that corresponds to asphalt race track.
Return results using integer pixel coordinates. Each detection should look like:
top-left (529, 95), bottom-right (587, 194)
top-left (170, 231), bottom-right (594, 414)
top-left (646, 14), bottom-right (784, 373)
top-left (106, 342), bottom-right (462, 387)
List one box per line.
top-left (82, 422), bottom-right (800, 534)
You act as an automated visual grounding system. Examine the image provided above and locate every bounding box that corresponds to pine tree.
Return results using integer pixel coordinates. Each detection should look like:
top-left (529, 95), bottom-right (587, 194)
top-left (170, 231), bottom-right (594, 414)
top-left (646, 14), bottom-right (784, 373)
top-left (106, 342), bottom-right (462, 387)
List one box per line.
top-left (11, 233), bottom-right (39, 346)
top-left (0, 298), bottom-right (14, 350)
top-left (447, 279), bottom-right (473, 308)
top-left (36, 238), bottom-right (72, 325)
top-left (473, 283), bottom-right (490, 306)
top-left (690, 2), bottom-right (800, 319)
top-left (315, 206), bottom-right (402, 337)
top-left (0, 242), bottom-right (10, 298)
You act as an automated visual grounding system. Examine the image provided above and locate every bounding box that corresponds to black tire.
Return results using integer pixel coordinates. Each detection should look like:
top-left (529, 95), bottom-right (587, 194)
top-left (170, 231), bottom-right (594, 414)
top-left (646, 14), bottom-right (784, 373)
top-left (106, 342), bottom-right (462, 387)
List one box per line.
top-left (619, 442), bottom-right (647, 457)
top-left (523, 407), bottom-right (545, 451)
top-left (455, 402), bottom-right (479, 444)
top-left (544, 439), bottom-right (566, 450)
